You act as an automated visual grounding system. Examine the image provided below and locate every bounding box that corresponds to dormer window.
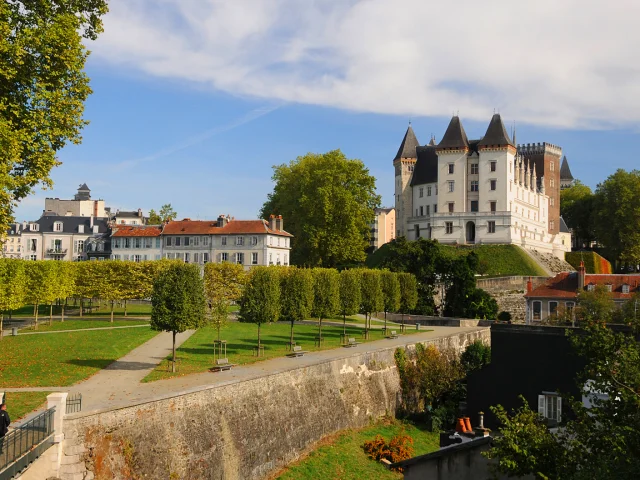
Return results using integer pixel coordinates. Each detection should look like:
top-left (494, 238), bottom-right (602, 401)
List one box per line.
top-left (54, 221), bottom-right (63, 232)
top-left (622, 284), bottom-right (630, 294)
top-left (92, 225), bottom-right (99, 234)
top-left (605, 284), bottom-right (612, 293)
top-left (587, 284), bottom-right (595, 292)
top-left (31, 223), bottom-right (39, 231)
top-left (78, 225), bottom-right (84, 234)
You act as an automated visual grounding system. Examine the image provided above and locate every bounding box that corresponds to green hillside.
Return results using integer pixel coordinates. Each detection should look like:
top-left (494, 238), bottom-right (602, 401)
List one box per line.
top-left (367, 242), bottom-right (546, 277)
top-left (566, 251), bottom-right (612, 274)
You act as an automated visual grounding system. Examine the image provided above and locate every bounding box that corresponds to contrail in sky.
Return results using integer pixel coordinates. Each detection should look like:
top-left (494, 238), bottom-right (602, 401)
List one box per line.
top-left (114, 103), bottom-right (282, 170)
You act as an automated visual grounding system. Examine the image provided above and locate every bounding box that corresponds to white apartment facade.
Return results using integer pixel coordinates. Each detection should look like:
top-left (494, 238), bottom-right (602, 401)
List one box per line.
top-left (394, 115), bottom-right (571, 258)
top-left (111, 225), bottom-right (163, 261)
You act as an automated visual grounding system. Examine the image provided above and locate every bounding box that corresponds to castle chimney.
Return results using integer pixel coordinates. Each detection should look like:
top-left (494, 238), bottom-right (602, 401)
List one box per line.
top-left (578, 261), bottom-right (586, 291)
top-left (527, 276), bottom-right (533, 293)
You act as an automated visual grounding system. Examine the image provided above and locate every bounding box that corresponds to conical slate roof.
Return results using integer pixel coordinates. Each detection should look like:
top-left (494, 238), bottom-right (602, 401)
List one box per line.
top-left (437, 116), bottom-right (469, 149)
top-left (478, 114), bottom-right (513, 147)
top-left (78, 183), bottom-right (90, 191)
top-left (560, 156), bottom-right (574, 180)
top-left (393, 124), bottom-right (420, 161)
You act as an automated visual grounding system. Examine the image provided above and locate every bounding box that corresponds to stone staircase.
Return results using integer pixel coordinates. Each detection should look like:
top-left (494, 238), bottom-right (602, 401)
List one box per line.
top-left (523, 247), bottom-right (575, 275)
top-left (58, 428), bottom-right (93, 480)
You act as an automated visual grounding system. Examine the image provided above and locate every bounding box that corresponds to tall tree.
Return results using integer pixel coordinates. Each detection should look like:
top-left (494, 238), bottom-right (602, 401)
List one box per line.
top-left (360, 269), bottom-right (383, 338)
top-left (151, 263), bottom-right (206, 373)
top-left (339, 269), bottom-right (362, 335)
top-left (159, 204), bottom-right (177, 222)
top-left (381, 271), bottom-right (401, 332)
top-left (25, 261), bottom-right (57, 329)
top-left (96, 261), bottom-right (125, 322)
top-left (0, 1), bottom-right (108, 234)
top-left (239, 267), bottom-right (281, 353)
top-left (260, 150), bottom-right (380, 267)
top-left (203, 263), bottom-right (246, 341)
top-left (397, 272), bottom-right (418, 330)
top-left (56, 262), bottom-right (76, 322)
top-left (575, 284), bottom-right (616, 323)
top-left (441, 252), bottom-right (479, 317)
top-left (280, 267), bottom-right (314, 346)
top-left (560, 180), bottom-right (595, 247)
top-left (311, 268), bottom-right (339, 341)
top-left (593, 169), bottom-right (640, 268)
top-left (0, 259), bottom-right (26, 339)
top-left (72, 261), bottom-right (100, 316)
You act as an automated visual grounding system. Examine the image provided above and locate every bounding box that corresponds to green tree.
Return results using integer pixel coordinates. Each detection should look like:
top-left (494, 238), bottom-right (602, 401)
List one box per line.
top-left (260, 150), bottom-right (380, 267)
top-left (72, 261), bottom-right (100, 316)
top-left (593, 169), bottom-right (640, 268)
top-left (338, 269), bottom-right (362, 335)
top-left (159, 204), bottom-right (177, 222)
top-left (280, 267), bottom-right (314, 346)
top-left (147, 209), bottom-right (161, 224)
top-left (56, 262), bottom-right (76, 322)
top-left (0, 259), bottom-right (26, 338)
top-left (96, 261), bottom-right (126, 322)
top-left (239, 267), bottom-right (281, 353)
top-left (460, 340), bottom-right (491, 375)
top-left (575, 284), bottom-right (616, 323)
top-left (560, 180), bottom-right (595, 247)
top-left (25, 261), bottom-right (57, 329)
top-left (467, 288), bottom-right (499, 320)
top-left (619, 291), bottom-right (640, 330)
top-left (485, 323), bottom-right (640, 479)
top-left (151, 263), bottom-right (206, 372)
top-left (203, 263), bottom-right (246, 341)
top-left (398, 272), bottom-right (418, 329)
top-left (311, 268), bottom-right (340, 341)
top-left (360, 269), bottom-right (383, 338)
top-left (0, 1), bottom-right (108, 234)
top-left (381, 270), bottom-right (400, 333)
top-left (441, 252), bottom-right (479, 317)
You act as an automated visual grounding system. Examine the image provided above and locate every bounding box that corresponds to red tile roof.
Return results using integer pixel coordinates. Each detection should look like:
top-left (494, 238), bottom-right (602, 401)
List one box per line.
top-left (526, 272), bottom-right (640, 299)
top-left (162, 219), bottom-right (293, 237)
top-left (112, 225), bottom-right (162, 237)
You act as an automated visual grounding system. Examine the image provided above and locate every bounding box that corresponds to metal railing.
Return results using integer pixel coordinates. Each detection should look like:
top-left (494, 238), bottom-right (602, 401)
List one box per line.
top-left (0, 408), bottom-right (55, 479)
top-left (66, 393), bottom-right (82, 414)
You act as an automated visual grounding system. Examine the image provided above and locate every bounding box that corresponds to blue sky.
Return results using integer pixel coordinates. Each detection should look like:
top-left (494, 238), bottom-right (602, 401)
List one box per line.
top-left (14, 0), bottom-right (640, 222)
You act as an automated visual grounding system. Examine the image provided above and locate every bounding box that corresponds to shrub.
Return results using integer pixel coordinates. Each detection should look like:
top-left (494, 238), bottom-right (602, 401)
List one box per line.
top-left (461, 340), bottom-right (491, 374)
top-left (363, 430), bottom-right (415, 470)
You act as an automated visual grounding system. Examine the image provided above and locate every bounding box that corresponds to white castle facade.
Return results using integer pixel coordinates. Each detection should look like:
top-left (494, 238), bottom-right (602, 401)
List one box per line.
top-left (393, 114), bottom-right (571, 258)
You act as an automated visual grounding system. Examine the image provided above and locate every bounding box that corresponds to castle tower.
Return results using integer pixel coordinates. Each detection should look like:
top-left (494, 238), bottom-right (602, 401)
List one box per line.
top-left (517, 142), bottom-right (562, 233)
top-left (435, 116), bottom-right (469, 218)
top-left (560, 156), bottom-right (575, 190)
top-left (393, 124), bottom-right (419, 237)
top-left (74, 183), bottom-right (91, 201)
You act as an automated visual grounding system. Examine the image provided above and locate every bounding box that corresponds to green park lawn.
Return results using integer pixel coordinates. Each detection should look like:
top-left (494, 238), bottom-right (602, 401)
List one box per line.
top-left (3, 392), bottom-right (52, 421)
top-left (144, 321), bottom-right (421, 382)
top-left (0, 327), bottom-right (159, 387)
top-left (19, 319), bottom-right (150, 332)
top-left (275, 417), bottom-right (440, 480)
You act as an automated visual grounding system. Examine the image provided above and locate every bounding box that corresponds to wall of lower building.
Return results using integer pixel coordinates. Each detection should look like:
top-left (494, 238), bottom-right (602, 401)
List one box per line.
top-left (63, 329), bottom-right (489, 480)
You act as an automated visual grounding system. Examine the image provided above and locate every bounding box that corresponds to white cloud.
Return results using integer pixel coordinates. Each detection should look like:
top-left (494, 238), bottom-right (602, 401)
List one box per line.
top-left (92, 0), bottom-right (640, 128)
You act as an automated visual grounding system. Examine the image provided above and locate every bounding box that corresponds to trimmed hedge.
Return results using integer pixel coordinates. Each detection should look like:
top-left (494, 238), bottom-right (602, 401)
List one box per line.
top-left (566, 251), bottom-right (612, 274)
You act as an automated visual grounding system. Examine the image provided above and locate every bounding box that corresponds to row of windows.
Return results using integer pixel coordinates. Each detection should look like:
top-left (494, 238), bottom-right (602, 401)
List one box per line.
top-left (446, 161), bottom-right (496, 175)
top-left (531, 301), bottom-right (575, 320)
top-left (113, 238), bottom-right (161, 249)
top-left (415, 204), bottom-right (437, 217)
top-left (111, 254), bottom-right (162, 262)
top-left (418, 185), bottom-right (438, 198)
top-left (444, 221), bottom-right (496, 234)
top-left (161, 251), bottom-right (289, 266)
top-left (164, 236), bottom-right (289, 248)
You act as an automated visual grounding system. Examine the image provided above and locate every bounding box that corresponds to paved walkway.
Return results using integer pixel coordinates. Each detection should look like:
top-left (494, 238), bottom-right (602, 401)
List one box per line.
top-left (9, 324), bottom-right (151, 336)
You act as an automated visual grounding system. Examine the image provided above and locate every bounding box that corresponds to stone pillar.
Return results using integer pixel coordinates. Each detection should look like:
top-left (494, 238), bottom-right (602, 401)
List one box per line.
top-left (47, 392), bottom-right (68, 443)
top-left (0, 391), bottom-right (4, 404)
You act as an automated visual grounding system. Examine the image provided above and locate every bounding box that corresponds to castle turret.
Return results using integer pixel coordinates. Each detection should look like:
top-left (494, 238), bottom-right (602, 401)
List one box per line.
top-left (560, 156), bottom-right (575, 190)
top-left (393, 123), bottom-right (419, 237)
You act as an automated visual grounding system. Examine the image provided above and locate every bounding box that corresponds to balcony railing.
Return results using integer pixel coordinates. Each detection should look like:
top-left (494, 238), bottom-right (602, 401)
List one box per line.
top-left (46, 248), bottom-right (67, 255)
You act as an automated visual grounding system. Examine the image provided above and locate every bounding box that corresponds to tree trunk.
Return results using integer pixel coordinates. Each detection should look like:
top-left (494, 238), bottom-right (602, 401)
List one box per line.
top-left (290, 320), bottom-right (294, 348)
top-left (343, 314), bottom-right (346, 335)
top-left (1, 313), bottom-right (4, 339)
top-left (172, 330), bottom-right (177, 373)
top-left (34, 302), bottom-right (39, 330)
top-left (124, 299), bottom-right (127, 317)
top-left (258, 323), bottom-right (262, 353)
top-left (61, 303), bottom-right (65, 323)
top-left (79, 298), bottom-right (83, 317)
top-left (49, 302), bottom-right (53, 326)
top-left (318, 316), bottom-right (322, 341)
top-left (384, 310), bottom-right (387, 334)
top-left (33, 304), bottom-right (37, 316)
top-left (401, 311), bottom-right (405, 332)
top-left (110, 301), bottom-right (115, 323)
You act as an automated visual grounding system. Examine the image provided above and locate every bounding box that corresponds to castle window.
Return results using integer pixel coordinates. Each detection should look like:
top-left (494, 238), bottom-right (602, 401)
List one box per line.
top-left (470, 201), bottom-right (478, 212)
top-left (490, 161), bottom-right (497, 172)
top-left (419, 206), bottom-right (424, 216)
top-left (415, 224), bottom-right (420, 238)
top-left (550, 178), bottom-right (555, 188)
top-left (550, 220), bottom-right (555, 231)
top-left (550, 161), bottom-right (554, 172)
top-left (490, 179), bottom-right (497, 190)
top-left (448, 202), bottom-right (455, 213)
top-left (445, 222), bottom-right (453, 234)
top-left (426, 205), bottom-right (430, 215)
top-left (448, 181), bottom-right (455, 193)
top-left (488, 221), bottom-right (496, 233)
top-left (448, 164), bottom-right (455, 174)
top-left (490, 201), bottom-right (497, 212)
top-left (470, 180), bottom-right (479, 192)
top-left (470, 163), bottom-right (479, 175)
top-left (419, 187), bottom-right (424, 198)
top-left (550, 197), bottom-right (555, 206)
top-left (427, 186), bottom-right (432, 196)
top-left (436, 185), bottom-right (438, 195)
top-left (434, 204), bottom-right (437, 213)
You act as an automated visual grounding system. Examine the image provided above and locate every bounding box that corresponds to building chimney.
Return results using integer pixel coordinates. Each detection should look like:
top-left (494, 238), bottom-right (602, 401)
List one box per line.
top-left (217, 215), bottom-right (227, 228)
top-left (89, 215), bottom-right (94, 229)
top-left (578, 261), bottom-right (585, 291)
top-left (269, 214), bottom-right (276, 231)
top-left (527, 276), bottom-right (533, 294)
top-left (276, 215), bottom-right (283, 231)
top-left (138, 208), bottom-right (143, 217)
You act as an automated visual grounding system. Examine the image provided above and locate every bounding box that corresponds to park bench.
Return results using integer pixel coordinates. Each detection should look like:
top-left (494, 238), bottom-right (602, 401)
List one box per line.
top-left (210, 358), bottom-right (236, 372)
top-left (344, 337), bottom-right (359, 348)
top-left (286, 346), bottom-right (308, 358)
top-left (386, 330), bottom-right (399, 339)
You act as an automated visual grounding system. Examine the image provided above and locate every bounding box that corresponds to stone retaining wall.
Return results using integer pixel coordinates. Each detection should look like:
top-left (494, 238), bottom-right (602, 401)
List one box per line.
top-left (61, 329), bottom-right (490, 480)
top-left (477, 276), bottom-right (550, 323)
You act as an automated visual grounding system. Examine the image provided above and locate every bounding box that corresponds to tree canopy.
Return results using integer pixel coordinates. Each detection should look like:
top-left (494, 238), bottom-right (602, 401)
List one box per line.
top-left (0, 0), bottom-right (108, 234)
top-left (239, 267), bottom-right (281, 351)
top-left (560, 180), bottom-right (595, 247)
top-left (148, 204), bottom-right (178, 224)
top-left (260, 150), bottom-right (380, 267)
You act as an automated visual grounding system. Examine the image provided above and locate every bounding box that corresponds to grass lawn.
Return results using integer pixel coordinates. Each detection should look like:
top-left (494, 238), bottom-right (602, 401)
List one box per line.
top-left (0, 327), bottom-right (159, 387)
top-left (3, 392), bottom-right (52, 421)
top-left (19, 319), bottom-right (150, 332)
top-left (274, 417), bottom-right (440, 480)
top-left (144, 321), bottom-right (423, 382)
